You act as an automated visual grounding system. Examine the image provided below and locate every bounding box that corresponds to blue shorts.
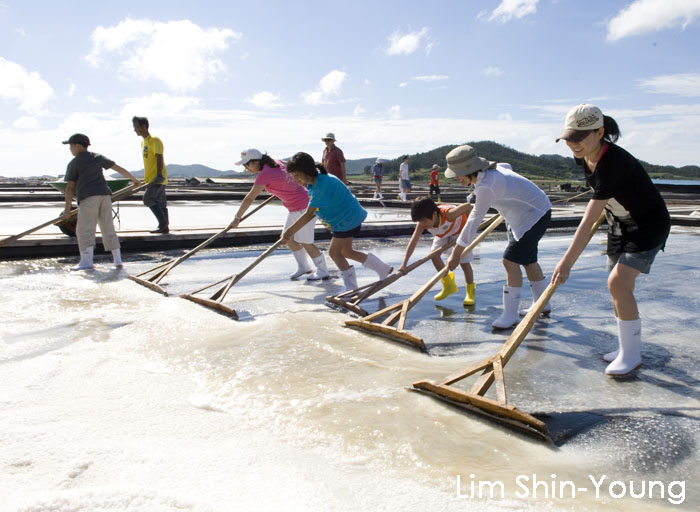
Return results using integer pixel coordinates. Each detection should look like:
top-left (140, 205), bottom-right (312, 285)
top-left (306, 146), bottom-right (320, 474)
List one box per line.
top-left (607, 244), bottom-right (662, 274)
top-left (400, 179), bottom-right (412, 190)
top-left (503, 210), bottom-right (551, 265)
top-left (373, 176), bottom-right (382, 183)
top-left (332, 224), bottom-right (362, 239)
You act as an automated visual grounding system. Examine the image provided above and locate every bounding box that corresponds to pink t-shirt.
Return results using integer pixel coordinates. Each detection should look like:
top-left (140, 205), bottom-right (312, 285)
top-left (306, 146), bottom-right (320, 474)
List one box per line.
top-left (254, 161), bottom-right (309, 212)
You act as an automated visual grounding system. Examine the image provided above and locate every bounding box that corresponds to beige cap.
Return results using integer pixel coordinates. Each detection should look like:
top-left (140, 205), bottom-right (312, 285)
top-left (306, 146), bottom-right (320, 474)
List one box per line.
top-left (556, 104), bottom-right (604, 142)
top-left (321, 132), bottom-right (336, 141)
top-left (445, 145), bottom-right (495, 178)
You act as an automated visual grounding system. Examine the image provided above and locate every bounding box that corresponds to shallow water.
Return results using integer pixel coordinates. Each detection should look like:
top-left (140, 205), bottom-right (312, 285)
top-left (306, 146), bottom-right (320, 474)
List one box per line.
top-left (1, 227), bottom-right (699, 511)
top-left (0, 200), bottom-right (413, 236)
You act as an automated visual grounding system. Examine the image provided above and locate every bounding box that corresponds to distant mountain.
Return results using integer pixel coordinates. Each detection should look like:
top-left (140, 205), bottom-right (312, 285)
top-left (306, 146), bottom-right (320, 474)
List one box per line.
top-left (123, 163), bottom-right (244, 179)
top-left (107, 142), bottom-right (698, 181)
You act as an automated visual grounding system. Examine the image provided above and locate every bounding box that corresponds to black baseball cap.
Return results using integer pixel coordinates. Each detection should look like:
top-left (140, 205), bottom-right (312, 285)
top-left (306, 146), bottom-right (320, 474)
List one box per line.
top-left (62, 133), bottom-right (90, 146)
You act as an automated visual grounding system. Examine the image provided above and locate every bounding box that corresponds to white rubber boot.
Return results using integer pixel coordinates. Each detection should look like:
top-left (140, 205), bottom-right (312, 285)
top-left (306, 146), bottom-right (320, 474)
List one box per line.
top-left (491, 286), bottom-right (522, 330)
top-left (519, 278), bottom-right (552, 316)
top-left (289, 249), bottom-right (313, 279)
top-left (340, 266), bottom-right (358, 293)
top-left (111, 248), bottom-right (123, 268)
top-left (70, 247), bottom-right (94, 271)
top-left (363, 253), bottom-right (393, 280)
top-left (605, 318), bottom-right (642, 376)
top-left (603, 348), bottom-right (619, 362)
top-left (307, 253), bottom-right (330, 281)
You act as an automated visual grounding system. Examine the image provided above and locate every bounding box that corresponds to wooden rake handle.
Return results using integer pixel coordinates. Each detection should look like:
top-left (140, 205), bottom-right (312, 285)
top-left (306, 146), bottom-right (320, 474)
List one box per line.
top-left (208, 238), bottom-right (286, 302)
top-left (363, 214), bottom-right (504, 325)
top-left (438, 210), bottom-right (607, 396)
top-left (144, 196), bottom-right (276, 282)
top-left (0, 182), bottom-right (147, 249)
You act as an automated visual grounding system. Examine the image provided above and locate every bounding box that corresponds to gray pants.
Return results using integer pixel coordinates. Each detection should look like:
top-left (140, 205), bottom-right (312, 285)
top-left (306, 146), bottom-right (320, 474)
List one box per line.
top-left (76, 195), bottom-right (119, 252)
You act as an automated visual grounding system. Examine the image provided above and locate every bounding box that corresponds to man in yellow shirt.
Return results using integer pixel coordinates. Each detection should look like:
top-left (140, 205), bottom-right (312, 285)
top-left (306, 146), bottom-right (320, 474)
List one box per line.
top-left (133, 116), bottom-right (169, 233)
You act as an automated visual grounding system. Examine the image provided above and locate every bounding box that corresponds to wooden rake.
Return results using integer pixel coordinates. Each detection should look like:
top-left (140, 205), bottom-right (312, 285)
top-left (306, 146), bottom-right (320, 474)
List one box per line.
top-left (410, 211), bottom-right (606, 441)
top-left (0, 182), bottom-right (148, 249)
top-left (128, 196), bottom-right (274, 296)
top-left (344, 214), bottom-right (505, 352)
top-left (326, 216), bottom-right (498, 316)
top-left (180, 238), bottom-right (285, 319)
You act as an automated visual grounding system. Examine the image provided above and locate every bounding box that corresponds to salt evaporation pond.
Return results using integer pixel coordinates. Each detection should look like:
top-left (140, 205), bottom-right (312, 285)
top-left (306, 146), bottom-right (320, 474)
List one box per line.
top-left (1, 225), bottom-right (698, 511)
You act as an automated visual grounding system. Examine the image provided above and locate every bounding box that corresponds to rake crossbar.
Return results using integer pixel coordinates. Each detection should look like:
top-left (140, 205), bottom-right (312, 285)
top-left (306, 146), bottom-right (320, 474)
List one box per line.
top-left (180, 238), bottom-right (285, 318)
top-left (0, 182), bottom-right (148, 249)
top-left (411, 211), bottom-right (606, 441)
top-left (345, 214), bottom-right (505, 350)
top-left (129, 196), bottom-right (275, 295)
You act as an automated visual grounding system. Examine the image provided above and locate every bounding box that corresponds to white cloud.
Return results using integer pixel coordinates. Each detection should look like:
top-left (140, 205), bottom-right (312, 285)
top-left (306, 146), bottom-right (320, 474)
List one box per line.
top-left (481, 0), bottom-right (539, 23)
top-left (398, 82), bottom-right (408, 88)
top-left (13, 116), bottom-right (38, 129)
top-left (15, 27), bottom-right (25, 36)
top-left (386, 28), bottom-right (429, 56)
top-left (482, 66), bottom-right (504, 77)
top-left (248, 91), bottom-right (284, 109)
top-left (86, 18), bottom-right (241, 92)
top-left (412, 75), bottom-right (449, 82)
top-left (67, 82), bottom-right (76, 97)
top-left (639, 73), bottom-right (700, 96)
top-left (388, 105), bottom-right (401, 119)
top-left (607, 0), bottom-right (700, 41)
top-left (302, 70), bottom-right (347, 105)
top-left (0, 57), bottom-right (53, 115)
top-left (353, 105), bottom-right (366, 116)
top-left (121, 93), bottom-right (200, 119)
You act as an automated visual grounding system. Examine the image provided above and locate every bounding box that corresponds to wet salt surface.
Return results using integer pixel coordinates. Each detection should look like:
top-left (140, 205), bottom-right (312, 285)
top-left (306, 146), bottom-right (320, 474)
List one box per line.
top-left (1, 227), bottom-right (698, 511)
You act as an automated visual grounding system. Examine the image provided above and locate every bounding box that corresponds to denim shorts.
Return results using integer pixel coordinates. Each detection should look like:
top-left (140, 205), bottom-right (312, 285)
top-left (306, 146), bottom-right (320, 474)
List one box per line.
top-left (332, 224), bottom-right (362, 239)
top-left (400, 179), bottom-right (412, 190)
top-left (503, 210), bottom-right (551, 265)
top-left (607, 245), bottom-right (662, 274)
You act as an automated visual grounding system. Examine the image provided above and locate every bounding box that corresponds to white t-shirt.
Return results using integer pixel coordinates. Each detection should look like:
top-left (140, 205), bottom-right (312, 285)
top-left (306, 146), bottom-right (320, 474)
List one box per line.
top-left (399, 162), bottom-right (409, 180)
top-left (457, 163), bottom-right (551, 247)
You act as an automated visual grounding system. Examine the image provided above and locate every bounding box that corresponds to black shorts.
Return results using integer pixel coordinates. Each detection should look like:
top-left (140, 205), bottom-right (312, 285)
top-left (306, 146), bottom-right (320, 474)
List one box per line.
top-left (503, 209), bottom-right (551, 265)
top-left (332, 224), bottom-right (362, 239)
top-left (430, 184), bottom-right (440, 195)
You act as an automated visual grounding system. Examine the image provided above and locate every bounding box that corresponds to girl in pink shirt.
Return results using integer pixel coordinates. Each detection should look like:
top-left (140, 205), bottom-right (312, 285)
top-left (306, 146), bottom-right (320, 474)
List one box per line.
top-left (230, 149), bottom-right (329, 280)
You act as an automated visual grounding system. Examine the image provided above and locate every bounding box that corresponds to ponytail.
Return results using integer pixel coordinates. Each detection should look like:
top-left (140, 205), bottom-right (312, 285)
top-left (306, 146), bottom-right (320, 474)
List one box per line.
top-left (316, 163), bottom-right (328, 175)
top-left (602, 115), bottom-right (620, 143)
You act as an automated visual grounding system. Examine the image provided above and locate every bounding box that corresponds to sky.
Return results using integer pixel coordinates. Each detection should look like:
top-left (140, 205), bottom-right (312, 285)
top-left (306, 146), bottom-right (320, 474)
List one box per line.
top-left (1, 0), bottom-right (700, 177)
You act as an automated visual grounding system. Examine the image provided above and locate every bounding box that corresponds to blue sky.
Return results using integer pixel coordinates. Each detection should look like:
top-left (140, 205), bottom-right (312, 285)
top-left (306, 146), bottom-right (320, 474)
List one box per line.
top-left (1, 0), bottom-right (699, 176)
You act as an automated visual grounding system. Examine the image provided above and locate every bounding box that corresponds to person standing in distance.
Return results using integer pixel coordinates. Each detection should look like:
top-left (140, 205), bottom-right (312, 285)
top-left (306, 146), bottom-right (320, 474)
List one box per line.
top-left (321, 132), bottom-right (347, 184)
top-left (372, 159), bottom-right (384, 199)
top-left (552, 104), bottom-right (670, 377)
top-left (61, 133), bottom-right (140, 270)
top-left (133, 116), bottom-right (169, 233)
top-left (429, 164), bottom-right (441, 202)
top-left (398, 155), bottom-right (411, 201)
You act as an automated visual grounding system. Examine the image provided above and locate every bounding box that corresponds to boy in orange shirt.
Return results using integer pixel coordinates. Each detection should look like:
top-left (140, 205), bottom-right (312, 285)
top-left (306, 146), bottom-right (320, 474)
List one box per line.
top-left (398, 197), bottom-right (476, 305)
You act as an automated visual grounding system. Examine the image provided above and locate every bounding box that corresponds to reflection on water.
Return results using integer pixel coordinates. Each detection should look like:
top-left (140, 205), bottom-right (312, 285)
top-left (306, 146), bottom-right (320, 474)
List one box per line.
top-left (1, 228), bottom-right (699, 509)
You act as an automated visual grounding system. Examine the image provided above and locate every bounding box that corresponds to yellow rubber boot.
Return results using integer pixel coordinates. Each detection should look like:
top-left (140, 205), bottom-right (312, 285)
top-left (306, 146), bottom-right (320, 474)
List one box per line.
top-left (463, 282), bottom-right (476, 306)
top-left (434, 272), bottom-right (458, 301)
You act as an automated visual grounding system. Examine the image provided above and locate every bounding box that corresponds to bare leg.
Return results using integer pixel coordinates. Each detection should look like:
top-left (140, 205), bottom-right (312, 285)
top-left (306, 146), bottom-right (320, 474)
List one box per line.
top-left (302, 243), bottom-right (321, 259)
top-left (608, 262), bottom-right (640, 320)
top-left (503, 258), bottom-right (523, 287)
top-left (524, 262), bottom-right (544, 282)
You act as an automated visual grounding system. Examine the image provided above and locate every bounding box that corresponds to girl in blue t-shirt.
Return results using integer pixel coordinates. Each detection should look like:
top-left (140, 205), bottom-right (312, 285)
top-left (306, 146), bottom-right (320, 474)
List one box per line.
top-left (281, 152), bottom-right (393, 292)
